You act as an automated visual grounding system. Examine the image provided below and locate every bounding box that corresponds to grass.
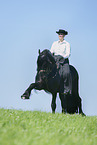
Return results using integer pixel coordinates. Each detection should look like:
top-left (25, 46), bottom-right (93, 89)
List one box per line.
top-left (0, 108), bottom-right (97, 145)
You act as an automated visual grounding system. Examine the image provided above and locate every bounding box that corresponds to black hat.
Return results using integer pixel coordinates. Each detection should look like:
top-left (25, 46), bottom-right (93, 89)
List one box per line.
top-left (56, 29), bottom-right (68, 35)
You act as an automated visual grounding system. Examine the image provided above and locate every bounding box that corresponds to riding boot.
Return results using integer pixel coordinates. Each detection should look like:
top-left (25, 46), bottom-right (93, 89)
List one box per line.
top-left (62, 63), bottom-right (72, 95)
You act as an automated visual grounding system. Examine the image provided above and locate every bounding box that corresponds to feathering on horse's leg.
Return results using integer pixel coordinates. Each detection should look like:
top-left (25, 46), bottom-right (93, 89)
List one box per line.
top-left (59, 92), bottom-right (67, 113)
top-left (78, 96), bottom-right (86, 116)
top-left (51, 93), bottom-right (57, 113)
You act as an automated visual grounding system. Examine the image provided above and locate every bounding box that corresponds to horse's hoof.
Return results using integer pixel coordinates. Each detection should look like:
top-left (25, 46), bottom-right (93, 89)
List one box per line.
top-left (21, 94), bottom-right (30, 100)
top-left (79, 112), bottom-right (86, 116)
top-left (52, 111), bottom-right (55, 114)
top-left (82, 113), bottom-right (86, 116)
top-left (21, 96), bottom-right (26, 100)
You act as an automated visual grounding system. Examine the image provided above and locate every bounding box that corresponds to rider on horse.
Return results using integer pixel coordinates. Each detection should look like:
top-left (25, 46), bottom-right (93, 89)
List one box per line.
top-left (50, 29), bottom-right (72, 95)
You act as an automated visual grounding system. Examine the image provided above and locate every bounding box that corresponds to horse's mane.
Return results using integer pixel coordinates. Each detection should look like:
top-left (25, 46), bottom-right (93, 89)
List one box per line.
top-left (36, 49), bottom-right (57, 94)
top-left (37, 49), bottom-right (56, 72)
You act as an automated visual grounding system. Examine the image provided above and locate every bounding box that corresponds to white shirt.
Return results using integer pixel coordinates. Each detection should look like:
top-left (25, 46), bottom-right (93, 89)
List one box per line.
top-left (50, 40), bottom-right (71, 59)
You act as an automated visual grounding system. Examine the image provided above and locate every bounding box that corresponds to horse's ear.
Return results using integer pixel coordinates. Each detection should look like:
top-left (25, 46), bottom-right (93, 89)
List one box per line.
top-left (53, 53), bottom-right (55, 56)
top-left (38, 49), bottom-right (41, 54)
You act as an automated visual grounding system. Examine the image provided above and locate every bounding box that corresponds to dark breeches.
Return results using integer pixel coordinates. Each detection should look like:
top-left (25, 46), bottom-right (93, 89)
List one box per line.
top-left (54, 55), bottom-right (72, 93)
top-left (59, 62), bottom-right (72, 93)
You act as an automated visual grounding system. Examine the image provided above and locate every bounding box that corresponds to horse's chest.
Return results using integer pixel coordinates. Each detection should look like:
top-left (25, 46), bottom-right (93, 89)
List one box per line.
top-left (45, 75), bottom-right (60, 93)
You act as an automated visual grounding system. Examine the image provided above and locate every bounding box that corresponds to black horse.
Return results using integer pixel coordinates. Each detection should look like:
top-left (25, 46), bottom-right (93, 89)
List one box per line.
top-left (21, 49), bottom-right (85, 115)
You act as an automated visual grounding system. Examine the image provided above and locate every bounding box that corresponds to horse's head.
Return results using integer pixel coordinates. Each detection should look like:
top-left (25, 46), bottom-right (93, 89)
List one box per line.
top-left (37, 49), bottom-right (56, 72)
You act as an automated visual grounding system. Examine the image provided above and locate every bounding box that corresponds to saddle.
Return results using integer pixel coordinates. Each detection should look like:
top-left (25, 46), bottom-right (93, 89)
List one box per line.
top-left (54, 55), bottom-right (69, 69)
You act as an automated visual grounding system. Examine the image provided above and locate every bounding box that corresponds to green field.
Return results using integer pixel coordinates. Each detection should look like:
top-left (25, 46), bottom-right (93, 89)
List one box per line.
top-left (0, 108), bottom-right (97, 145)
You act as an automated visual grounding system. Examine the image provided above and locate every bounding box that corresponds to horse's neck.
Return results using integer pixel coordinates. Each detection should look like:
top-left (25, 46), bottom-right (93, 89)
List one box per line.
top-left (48, 64), bottom-right (57, 78)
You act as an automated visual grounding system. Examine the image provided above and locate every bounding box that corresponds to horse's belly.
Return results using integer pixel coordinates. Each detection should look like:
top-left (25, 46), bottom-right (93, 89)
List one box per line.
top-left (47, 78), bottom-right (60, 93)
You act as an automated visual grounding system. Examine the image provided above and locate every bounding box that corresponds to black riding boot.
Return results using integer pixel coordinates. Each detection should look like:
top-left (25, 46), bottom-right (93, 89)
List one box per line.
top-left (60, 63), bottom-right (72, 95)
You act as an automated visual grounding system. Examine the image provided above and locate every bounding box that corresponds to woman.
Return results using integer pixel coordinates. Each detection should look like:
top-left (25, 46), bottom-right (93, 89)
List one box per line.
top-left (50, 29), bottom-right (72, 94)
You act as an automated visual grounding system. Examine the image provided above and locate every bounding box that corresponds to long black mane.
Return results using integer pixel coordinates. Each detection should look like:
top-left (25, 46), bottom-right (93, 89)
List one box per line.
top-left (37, 49), bottom-right (56, 72)
top-left (35, 49), bottom-right (59, 93)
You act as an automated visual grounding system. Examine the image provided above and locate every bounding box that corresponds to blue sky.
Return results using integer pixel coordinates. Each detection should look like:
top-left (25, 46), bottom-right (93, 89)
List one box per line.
top-left (0, 0), bottom-right (97, 115)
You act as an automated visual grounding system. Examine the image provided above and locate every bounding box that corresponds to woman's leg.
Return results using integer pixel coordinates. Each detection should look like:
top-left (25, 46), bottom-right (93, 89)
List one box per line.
top-left (62, 63), bottom-right (72, 94)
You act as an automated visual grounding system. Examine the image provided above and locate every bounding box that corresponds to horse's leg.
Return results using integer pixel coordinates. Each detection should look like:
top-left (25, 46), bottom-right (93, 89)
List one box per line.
top-left (78, 96), bottom-right (86, 116)
top-left (51, 93), bottom-right (57, 113)
top-left (59, 93), bottom-right (67, 113)
top-left (21, 82), bottom-right (42, 99)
